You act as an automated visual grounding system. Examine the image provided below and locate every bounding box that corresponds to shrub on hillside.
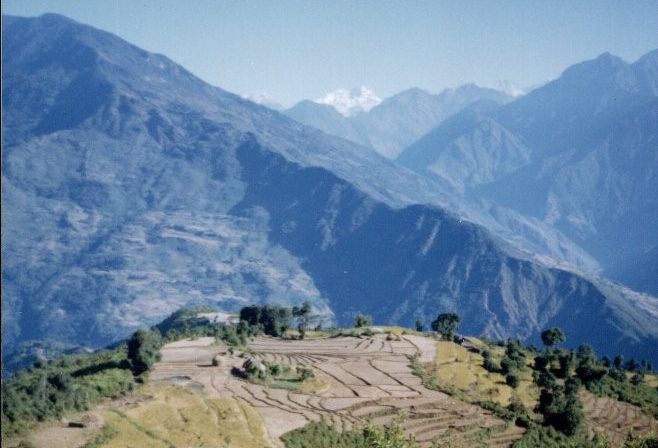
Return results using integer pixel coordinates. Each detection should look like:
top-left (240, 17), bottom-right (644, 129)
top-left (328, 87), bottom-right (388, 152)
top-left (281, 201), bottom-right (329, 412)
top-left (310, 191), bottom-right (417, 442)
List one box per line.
top-left (127, 330), bottom-right (162, 376)
top-left (354, 313), bottom-right (372, 328)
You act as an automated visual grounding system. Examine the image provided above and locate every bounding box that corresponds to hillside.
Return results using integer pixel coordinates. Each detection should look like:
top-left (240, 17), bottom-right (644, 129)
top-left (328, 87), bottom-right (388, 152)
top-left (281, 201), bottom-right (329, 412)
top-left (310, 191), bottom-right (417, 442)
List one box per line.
top-left (2, 13), bottom-right (658, 375)
top-left (3, 308), bottom-right (657, 448)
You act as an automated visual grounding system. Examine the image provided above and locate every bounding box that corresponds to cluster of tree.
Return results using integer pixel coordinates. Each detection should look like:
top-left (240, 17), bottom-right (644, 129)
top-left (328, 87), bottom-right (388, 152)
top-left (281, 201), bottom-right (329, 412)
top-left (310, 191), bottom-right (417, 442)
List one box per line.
top-left (1, 348), bottom-right (134, 437)
top-left (239, 302), bottom-right (316, 338)
top-left (514, 424), bottom-right (658, 448)
top-left (126, 330), bottom-right (162, 376)
top-left (480, 340), bottom-right (528, 389)
top-left (501, 340), bottom-right (527, 388)
top-left (154, 306), bottom-right (253, 346)
top-left (430, 313), bottom-right (460, 340)
top-left (531, 331), bottom-right (587, 435)
top-left (293, 302), bottom-right (312, 339)
top-left (239, 304), bottom-right (292, 337)
top-left (235, 359), bottom-right (314, 388)
top-left (532, 327), bottom-right (658, 434)
top-left (536, 377), bottom-right (584, 436)
top-left (353, 313), bottom-right (372, 328)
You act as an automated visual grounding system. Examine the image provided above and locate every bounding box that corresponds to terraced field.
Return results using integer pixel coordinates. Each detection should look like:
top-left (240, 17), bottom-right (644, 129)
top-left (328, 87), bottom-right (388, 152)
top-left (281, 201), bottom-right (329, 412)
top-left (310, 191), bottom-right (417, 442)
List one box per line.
top-left (149, 334), bottom-right (525, 447)
top-left (580, 390), bottom-right (658, 445)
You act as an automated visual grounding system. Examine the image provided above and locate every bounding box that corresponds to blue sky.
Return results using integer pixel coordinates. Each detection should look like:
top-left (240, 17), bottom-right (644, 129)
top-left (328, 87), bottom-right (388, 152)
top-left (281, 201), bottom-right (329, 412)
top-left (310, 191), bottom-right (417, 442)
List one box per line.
top-left (3, 0), bottom-right (658, 106)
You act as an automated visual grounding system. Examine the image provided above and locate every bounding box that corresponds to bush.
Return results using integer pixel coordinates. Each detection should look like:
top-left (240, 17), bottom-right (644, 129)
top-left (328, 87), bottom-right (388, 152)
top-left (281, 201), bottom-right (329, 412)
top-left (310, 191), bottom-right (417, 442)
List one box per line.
top-left (239, 304), bottom-right (292, 337)
top-left (354, 313), bottom-right (372, 328)
top-left (534, 355), bottom-right (550, 371)
top-left (536, 370), bottom-right (557, 389)
top-left (282, 420), bottom-right (419, 448)
top-left (506, 372), bottom-right (521, 388)
top-left (537, 387), bottom-right (584, 436)
top-left (623, 432), bottom-right (658, 448)
top-left (282, 421), bottom-right (366, 448)
top-left (127, 330), bottom-right (162, 376)
top-left (557, 351), bottom-right (576, 378)
top-left (298, 367), bottom-right (314, 381)
top-left (430, 313), bottom-right (460, 340)
top-left (483, 357), bottom-right (500, 373)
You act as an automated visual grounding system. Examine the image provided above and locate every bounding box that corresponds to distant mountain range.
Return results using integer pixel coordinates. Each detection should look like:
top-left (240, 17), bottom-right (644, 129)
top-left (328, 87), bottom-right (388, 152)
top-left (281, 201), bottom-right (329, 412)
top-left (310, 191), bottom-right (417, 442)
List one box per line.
top-left (2, 13), bottom-right (657, 375)
top-left (285, 84), bottom-right (513, 158)
top-left (315, 86), bottom-right (382, 117)
top-left (397, 50), bottom-right (658, 296)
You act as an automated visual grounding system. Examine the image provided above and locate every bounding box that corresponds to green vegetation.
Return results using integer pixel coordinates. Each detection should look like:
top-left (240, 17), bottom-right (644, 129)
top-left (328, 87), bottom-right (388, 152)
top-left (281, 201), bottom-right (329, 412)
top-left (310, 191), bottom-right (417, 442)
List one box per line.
top-left (329, 327), bottom-right (375, 338)
top-left (512, 424), bottom-right (609, 448)
top-left (282, 421), bottom-right (366, 448)
top-left (622, 433), bottom-right (658, 448)
top-left (541, 328), bottom-right (566, 348)
top-left (1, 347), bottom-right (134, 438)
top-left (234, 359), bottom-right (315, 391)
top-left (353, 313), bottom-right (372, 328)
top-left (586, 374), bottom-right (658, 418)
top-left (293, 302), bottom-right (311, 339)
top-left (127, 330), bottom-right (162, 376)
top-left (414, 323), bottom-right (657, 444)
top-left (409, 354), bottom-right (469, 403)
top-left (239, 304), bottom-right (293, 337)
top-left (431, 312), bottom-right (460, 340)
top-left (514, 426), bottom-right (658, 448)
top-left (282, 420), bottom-right (420, 448)
top-left (156, 306), bottom-right (251, 345)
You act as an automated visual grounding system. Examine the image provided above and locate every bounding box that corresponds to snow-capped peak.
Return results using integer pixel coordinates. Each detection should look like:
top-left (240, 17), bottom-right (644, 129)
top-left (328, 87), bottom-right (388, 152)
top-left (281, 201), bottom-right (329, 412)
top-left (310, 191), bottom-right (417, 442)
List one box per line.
top-left (242, 92), bottom-right (285, 111)
top-left (495, 80), bottom-right (526, 97)
top-left (315, 86), bottom-right (382, 116)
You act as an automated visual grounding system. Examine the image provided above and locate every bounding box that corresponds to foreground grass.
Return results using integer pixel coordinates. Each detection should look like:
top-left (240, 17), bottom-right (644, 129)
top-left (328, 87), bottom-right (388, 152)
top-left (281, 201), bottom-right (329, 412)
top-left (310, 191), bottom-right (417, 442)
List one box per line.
top-left (90, 382), bottom-right (273, 448)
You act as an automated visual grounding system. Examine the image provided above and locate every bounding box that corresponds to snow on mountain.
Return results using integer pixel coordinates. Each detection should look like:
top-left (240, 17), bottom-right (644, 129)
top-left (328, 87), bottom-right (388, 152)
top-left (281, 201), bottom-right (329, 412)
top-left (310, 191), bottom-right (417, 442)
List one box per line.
top-left (242, 92), bottom-right (285, 111)
top-left (315, 86), bottom-right (382, 116)
top-left (494, 80), bottom-right (526, 97)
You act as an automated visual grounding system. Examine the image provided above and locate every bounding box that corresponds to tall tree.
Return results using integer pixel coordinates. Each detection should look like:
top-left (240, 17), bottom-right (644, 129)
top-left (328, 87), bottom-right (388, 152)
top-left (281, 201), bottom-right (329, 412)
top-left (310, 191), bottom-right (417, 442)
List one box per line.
top-left (127, 330), bottom-right (162, 375)
top-left (293, 302), bottom-right (311, 339)
top-left (431, 313), bottom-right (460, 340)
top-left (541, 327), bottom-right (566, 348)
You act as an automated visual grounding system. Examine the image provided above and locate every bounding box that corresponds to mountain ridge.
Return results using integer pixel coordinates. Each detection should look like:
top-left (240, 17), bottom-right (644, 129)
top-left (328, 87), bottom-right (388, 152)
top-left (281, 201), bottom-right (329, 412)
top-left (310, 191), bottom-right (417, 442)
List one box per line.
top-left (2, 13), bottom-right (657, 371)
top-left (285, 83), bottom-right (513, 159)
top-left (397, 49), bottom-right (658, 296)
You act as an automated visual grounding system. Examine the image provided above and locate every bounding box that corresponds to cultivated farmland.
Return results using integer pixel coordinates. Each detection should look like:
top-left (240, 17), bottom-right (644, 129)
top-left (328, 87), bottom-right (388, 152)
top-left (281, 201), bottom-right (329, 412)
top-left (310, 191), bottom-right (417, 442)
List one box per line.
top-left (149, 333), bottom-right (525, 447)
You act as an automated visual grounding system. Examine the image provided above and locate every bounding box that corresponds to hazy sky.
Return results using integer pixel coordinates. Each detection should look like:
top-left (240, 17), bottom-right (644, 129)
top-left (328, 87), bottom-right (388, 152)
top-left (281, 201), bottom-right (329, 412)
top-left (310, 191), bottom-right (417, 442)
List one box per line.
top-left (3, 0), bottom-right (658, 106)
